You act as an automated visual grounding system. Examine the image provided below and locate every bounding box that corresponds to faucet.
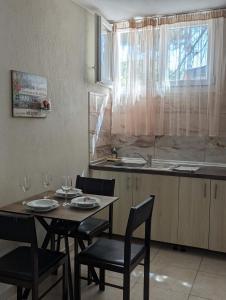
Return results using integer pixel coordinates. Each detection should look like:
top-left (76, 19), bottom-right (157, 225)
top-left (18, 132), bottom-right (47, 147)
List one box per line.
top-left (134, 153), bottom-right (152, 167)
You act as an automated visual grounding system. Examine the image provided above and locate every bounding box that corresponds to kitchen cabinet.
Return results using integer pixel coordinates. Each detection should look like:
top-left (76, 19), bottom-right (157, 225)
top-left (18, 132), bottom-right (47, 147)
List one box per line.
top-left (209, 180), bottom-right (226, 252)
top-left (90, 167), bottom-right (226, 253)
top-left (178, 177), bottom-right (210, 249)
top-left (90, 170), bottom-right (133, 235)
top-left (132, 174), bottom-right (179, 243)
top-left (90, 170), bottom-right (179, 243)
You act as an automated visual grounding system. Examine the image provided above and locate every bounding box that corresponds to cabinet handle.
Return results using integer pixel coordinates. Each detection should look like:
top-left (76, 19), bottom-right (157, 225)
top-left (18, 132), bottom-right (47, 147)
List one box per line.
top-left (126, 177), bottom-right (130, 190)
top-left (135, 177), bottom-right (138, 191)
top-left (214, 184), bottom-right (218, 199)
top-left (204, 183), bottom-right (207, 198)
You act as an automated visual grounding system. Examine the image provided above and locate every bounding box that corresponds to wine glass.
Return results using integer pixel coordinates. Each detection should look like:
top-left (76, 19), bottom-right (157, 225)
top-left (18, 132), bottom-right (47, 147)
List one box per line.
top-left (61, 176), bottom-right (72, 205)
top-left (19, 175), bottom-right (31, 205)
top-left (42, 173), bottom-right (52, 199)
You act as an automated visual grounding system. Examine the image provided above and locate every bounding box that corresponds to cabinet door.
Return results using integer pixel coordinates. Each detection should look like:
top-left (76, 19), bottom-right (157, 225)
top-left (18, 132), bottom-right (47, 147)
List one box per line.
top-left (209, 180), bottom-right (226, 252)
top-left (133, 174), bottom-right (179, 244)
top-left (89, 170), bottom-right (133, 235)
top-left (178, 177), bottom-right (210, 249)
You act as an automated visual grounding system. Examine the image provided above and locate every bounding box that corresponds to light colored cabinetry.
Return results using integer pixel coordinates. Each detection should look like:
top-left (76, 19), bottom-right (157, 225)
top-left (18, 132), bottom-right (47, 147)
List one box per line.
top-left (90, 168), bottom-right (226, 253)
top-left (90, 170), bottom-right (179, 243)
top-left (132, 174), bottom-right (179, 244)
top-left (178, 178), bottom-right (211, 249)
top-left (209, 180), bottom-right (226, 252)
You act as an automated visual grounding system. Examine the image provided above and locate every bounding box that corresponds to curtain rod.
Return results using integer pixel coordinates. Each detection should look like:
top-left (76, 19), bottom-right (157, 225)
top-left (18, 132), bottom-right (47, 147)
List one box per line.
top-left (111, 6), bottom-right (226, 23)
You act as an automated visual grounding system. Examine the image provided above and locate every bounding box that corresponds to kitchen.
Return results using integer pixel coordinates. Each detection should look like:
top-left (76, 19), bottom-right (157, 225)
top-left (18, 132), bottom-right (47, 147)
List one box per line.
top-left (0, 0), bottom-right (226, 300)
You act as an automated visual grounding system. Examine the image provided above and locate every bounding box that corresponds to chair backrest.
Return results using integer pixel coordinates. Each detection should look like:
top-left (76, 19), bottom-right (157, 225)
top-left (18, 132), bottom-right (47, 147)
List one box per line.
top-left (124, 195), bottom-right (155, 267)
top-left (76, 175), bottom-right (115, 196)
top-left (0, 212), bottom-right (37, 246)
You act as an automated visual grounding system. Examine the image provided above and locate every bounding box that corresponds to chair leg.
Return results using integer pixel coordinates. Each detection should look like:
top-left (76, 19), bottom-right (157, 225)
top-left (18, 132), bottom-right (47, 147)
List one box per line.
top-left (78, 238), bottom-right (99, 285)
top-left (64, 237), bottom-right (74, 300)
top-left (51, 233), bottom-right (56, 251)
top-left (63, 260), bottom-right (69, 300)
top-left (32, 285), bottom-right (38, 300)
top-left (99, 268), bottom-right (105, 291)
top-left (17, 287), bottom-right (22, 300)
top-left (87, 238), bottom-right (92, 285)
top-left (143, 250), bottom-right (150, 300)
top-left (74, 259), bottom-right (81, 300)
top-left (54, 235), bottom-right (62, 275)
top-left (123, 272), bottom-right (130, 300)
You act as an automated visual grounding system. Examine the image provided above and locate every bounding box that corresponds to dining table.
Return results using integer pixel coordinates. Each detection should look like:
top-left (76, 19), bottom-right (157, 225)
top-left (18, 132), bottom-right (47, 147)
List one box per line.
top-left (0, 191), bottom-right (119, 300)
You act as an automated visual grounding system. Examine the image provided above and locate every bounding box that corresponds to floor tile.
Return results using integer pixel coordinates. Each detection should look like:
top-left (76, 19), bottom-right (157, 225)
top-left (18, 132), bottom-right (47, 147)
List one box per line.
top-left (137, 264), bottom-right (196, 295)
top-left (200, 253), bottom-right (226, 276)
top-left (191, 271), bottom-right (226, 300)
top-left (152, 248), bottom-right (202, 271)
top-left (133, 282), bottom-right (189, 300)
top-left (106, 266), bottom-right (143, 288)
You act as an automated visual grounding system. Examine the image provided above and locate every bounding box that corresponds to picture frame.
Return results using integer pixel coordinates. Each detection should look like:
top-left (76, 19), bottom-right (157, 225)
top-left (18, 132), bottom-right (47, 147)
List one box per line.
top-left (11, 70), bottom-right (50, 118)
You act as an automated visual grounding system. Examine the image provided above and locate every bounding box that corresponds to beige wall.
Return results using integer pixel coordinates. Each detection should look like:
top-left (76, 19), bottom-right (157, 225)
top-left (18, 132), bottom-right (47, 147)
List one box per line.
top-left (0, 0), bottom-right (89, 201)
top-left (0, 0), bottom-right (89, 295)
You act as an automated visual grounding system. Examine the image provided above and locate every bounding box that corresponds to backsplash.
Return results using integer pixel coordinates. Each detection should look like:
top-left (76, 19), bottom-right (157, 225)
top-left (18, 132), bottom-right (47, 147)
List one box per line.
top-left (111, 135), bottom-right (226, 163)
top-left (89, 95), bottom-right (226, 164)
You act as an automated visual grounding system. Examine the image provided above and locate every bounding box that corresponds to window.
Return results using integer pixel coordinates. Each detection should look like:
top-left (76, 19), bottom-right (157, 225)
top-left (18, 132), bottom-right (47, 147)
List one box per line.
top-left (167, 24), bottom-right (209, 86)
top-left (116, 23), bottom-right (210, 93)
top-left (96, 15), bottom-right (113, 86)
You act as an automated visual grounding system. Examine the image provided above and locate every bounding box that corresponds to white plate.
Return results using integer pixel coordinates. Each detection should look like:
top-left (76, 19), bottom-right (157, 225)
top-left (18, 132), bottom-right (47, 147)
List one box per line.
top-left (55, 188), bottom-right (82, 196)
top-left (24, 199), bottom-right (59, 212)
top-left (70, 196), bottom-right (100, 208)
top-left (25, 204), bottom-right (60, 212)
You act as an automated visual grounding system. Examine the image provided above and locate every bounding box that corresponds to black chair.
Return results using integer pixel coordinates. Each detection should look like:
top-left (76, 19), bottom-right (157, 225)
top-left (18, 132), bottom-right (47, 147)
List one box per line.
top-left (52, 176), bottom-right (115, 286)
top-left (75, 175), bottom-right (116, 240)
top-left (0, 212), bottom-right (68, 300)
top-left (74, 195), bottom-right (155, 300)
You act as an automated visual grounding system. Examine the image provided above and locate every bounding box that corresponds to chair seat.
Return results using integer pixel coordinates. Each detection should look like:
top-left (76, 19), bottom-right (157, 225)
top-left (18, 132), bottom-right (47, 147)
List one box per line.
top-left (76, 218), bottom-right (109, 239)
top-left (51, 218), bottom-right (109, 240)
top-left (78, 238), bottom-right (144, 268)
top-left (51, 220), bottom-right (79, 236)
top-left (0, 246), bottom-right (65, 281)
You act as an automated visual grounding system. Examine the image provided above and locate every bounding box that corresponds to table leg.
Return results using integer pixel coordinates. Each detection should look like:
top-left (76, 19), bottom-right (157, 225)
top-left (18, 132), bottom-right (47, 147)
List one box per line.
top-left (109, 204), bottom-right (113, 238)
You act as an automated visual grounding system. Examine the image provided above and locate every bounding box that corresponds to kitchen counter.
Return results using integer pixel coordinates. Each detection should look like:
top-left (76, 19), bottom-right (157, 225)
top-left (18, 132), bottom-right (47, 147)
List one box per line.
top-left (89, 159), bottom-right (226, 181)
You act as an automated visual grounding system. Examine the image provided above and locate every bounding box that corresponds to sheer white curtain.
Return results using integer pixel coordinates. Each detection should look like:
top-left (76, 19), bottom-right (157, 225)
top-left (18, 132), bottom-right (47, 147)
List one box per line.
top-left (112, 12), bottom-right (226, 136)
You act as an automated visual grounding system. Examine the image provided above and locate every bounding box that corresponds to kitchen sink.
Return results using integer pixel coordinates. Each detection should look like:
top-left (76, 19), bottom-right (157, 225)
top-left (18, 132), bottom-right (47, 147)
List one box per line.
top-left (142, 162), bottom-right (174, 171)
top-left (113, 162), bottom-right (146, 168)
top-left (106, 158), bottom-right (174, 170)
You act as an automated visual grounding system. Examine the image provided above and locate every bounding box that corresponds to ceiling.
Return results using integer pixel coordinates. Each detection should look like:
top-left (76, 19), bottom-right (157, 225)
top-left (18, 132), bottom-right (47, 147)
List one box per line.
top-left (73, 0), bottom-right (226, 21)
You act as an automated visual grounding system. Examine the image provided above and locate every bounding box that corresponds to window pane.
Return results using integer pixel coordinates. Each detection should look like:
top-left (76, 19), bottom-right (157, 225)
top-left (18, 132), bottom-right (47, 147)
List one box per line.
top-left (168, 25), bottom-right (208, 82)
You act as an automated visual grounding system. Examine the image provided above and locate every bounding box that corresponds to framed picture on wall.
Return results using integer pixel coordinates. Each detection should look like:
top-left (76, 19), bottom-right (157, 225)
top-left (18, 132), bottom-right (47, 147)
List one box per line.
top-left (11, 70), bottom-right (50, 118)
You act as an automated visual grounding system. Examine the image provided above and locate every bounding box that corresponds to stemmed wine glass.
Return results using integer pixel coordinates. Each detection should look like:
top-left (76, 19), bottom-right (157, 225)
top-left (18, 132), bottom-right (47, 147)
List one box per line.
top-left (19, 175), bottom-right (31, 205)
top-left (42, 173), bottom-right (52, 199)
top-left (61, 176), bottom-right (72, 205)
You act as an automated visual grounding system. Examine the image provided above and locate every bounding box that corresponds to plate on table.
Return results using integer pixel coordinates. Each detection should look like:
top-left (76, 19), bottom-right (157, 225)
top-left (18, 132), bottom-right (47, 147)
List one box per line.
top-left (55, 188), bottom-right (82, 198)
top-left (24, 199), bottom-right (59, 212)
top-left (70, 196), bottom-right (100, 209)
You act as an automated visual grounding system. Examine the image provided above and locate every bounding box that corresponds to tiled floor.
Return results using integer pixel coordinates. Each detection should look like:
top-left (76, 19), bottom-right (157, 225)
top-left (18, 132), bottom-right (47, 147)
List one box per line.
top-left (8, 243), bottom-right (226, 300)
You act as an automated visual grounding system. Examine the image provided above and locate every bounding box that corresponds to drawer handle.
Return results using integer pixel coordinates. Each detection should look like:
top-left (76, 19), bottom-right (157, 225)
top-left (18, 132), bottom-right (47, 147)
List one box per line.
top-left (214, 184), bottom-right (218, 199)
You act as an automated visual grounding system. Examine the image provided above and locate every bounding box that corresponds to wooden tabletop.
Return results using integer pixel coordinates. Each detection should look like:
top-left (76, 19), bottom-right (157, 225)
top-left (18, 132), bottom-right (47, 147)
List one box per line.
top-left (0, 191), bottom-right (119, 223)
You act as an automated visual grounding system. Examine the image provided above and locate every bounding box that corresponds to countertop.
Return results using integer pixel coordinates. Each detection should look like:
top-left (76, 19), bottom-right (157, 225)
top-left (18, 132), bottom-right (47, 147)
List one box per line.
top-left (89, 160), bottom-right (226, 181)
